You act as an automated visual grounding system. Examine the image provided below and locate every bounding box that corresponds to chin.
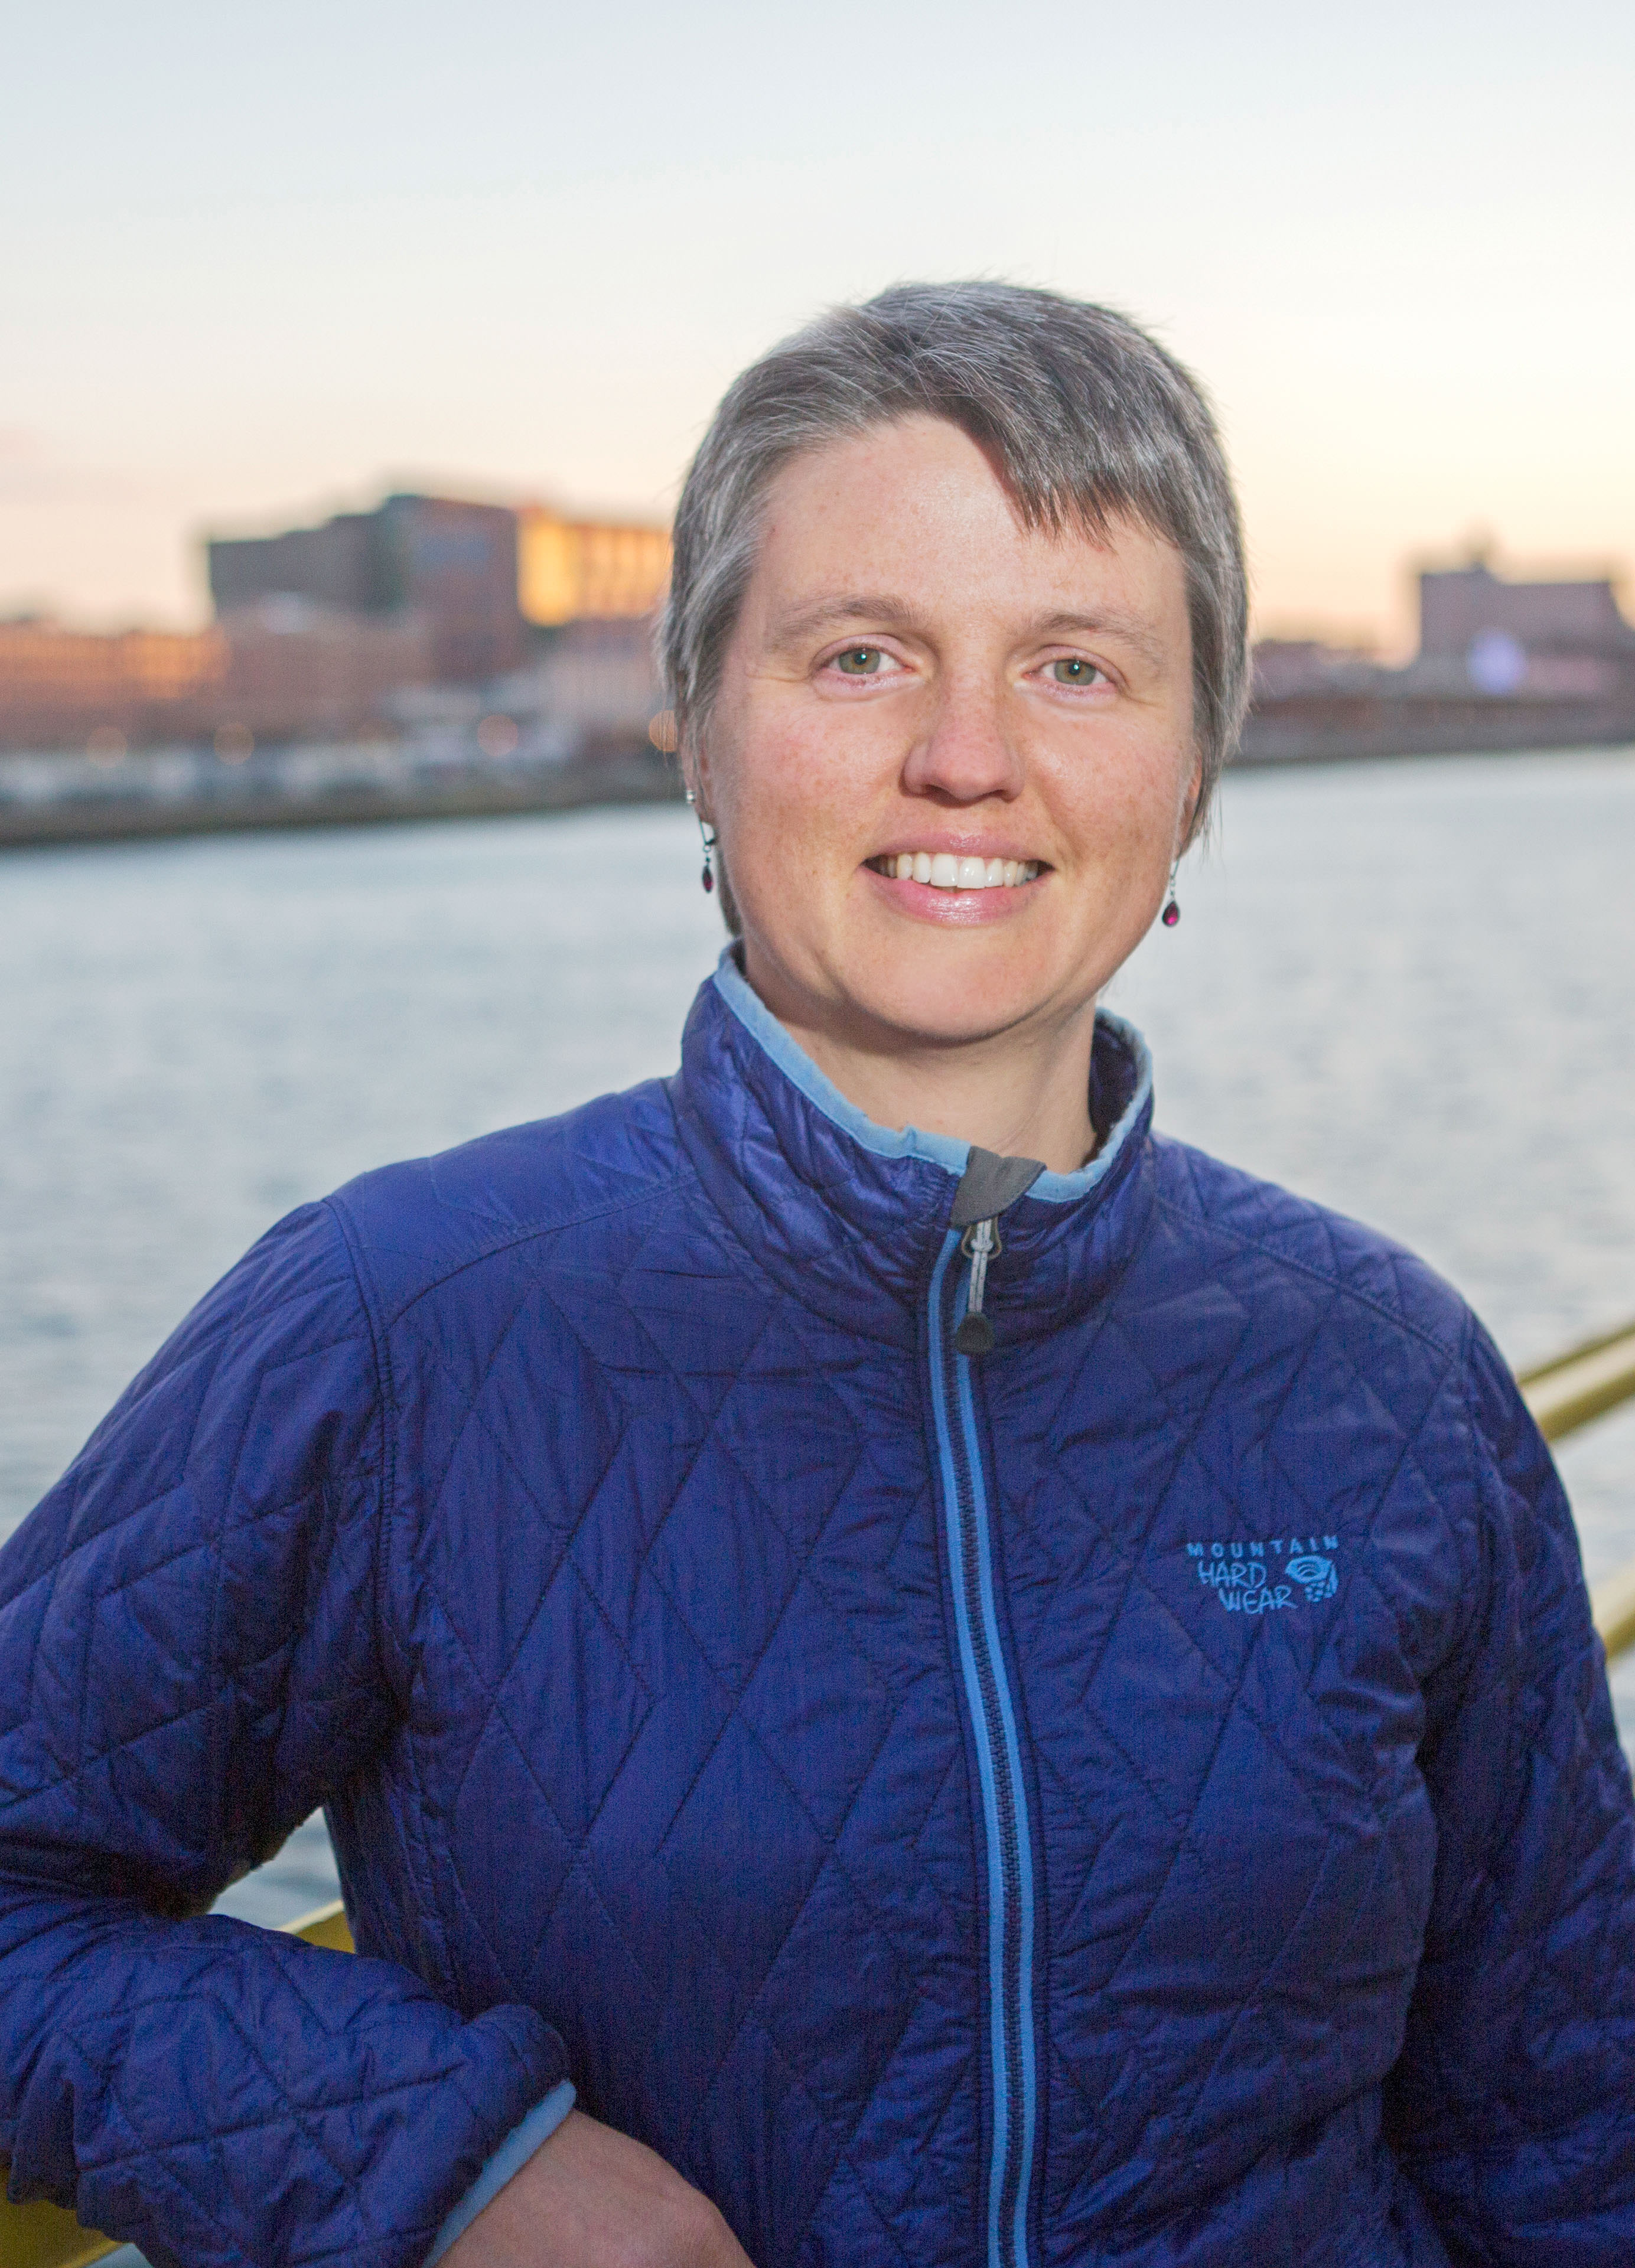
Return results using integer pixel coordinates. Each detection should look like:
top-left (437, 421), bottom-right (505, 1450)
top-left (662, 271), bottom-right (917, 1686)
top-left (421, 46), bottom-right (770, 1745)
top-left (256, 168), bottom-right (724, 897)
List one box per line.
top-left (842, 964), bottom-right (1053, 1048)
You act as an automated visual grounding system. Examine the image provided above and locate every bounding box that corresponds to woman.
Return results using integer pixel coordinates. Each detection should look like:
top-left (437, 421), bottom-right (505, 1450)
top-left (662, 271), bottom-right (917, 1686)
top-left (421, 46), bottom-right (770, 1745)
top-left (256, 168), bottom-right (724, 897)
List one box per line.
top-left (2, 284), bottom-right (1631, 2268)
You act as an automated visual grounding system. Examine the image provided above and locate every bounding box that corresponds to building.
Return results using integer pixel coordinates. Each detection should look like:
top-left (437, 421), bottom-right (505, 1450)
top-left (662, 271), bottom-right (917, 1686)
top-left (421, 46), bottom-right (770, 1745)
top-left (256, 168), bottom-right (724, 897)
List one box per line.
top-left (203, 599), bottom-right (435, 743)
top-left (0, 603), bottom-right (440, 753)
top-left (516, 508), bottom-right (670, 627)
top-left (1418, 561), bottom-right (1635, 664)
top-left (0, 617), bottom-right (226, 750)
top-left (206, 513), bottom-right (376, 618)
top-left (207, 491), bottom-right (672, 682)
top-left (484, 616), bottom-right (663, 748)
top-left (6, 481), bottom-right (665, 754)
top-left (1250, 639), bottom-right (1380, 704)
top-left (1240, 555), bottom-right (1635, 765)
top-left (207, 494), bottom-right (527, 682)
top-left (1402, 561), bottom-right (1635, 705)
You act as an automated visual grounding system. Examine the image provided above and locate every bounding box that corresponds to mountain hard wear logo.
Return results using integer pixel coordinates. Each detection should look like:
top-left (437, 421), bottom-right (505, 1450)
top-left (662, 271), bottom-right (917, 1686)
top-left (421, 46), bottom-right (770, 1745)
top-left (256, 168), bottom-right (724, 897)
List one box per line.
top-left (1186, 1536), bottom-right (1341, 1614)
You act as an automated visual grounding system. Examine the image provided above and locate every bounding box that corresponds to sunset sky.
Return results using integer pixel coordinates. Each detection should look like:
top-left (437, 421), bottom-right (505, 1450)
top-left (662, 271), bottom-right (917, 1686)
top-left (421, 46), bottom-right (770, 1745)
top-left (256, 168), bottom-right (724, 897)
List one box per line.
top-left (4, 0), bottom-right (1631, 650)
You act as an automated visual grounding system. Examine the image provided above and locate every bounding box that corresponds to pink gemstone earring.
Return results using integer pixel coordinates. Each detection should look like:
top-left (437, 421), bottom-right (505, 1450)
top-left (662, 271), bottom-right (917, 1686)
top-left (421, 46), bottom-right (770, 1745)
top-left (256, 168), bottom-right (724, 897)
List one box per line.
top-left (685, 788), bottom-right (718, 895)
top-left (1161, 861), bottom-right (1181, 928)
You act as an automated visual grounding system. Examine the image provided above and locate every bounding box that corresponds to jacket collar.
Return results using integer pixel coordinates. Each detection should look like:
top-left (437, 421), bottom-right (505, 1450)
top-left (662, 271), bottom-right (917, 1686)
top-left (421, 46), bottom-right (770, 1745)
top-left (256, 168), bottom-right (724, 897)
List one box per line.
top-left (669, 948), bottom-right (1158, 1346)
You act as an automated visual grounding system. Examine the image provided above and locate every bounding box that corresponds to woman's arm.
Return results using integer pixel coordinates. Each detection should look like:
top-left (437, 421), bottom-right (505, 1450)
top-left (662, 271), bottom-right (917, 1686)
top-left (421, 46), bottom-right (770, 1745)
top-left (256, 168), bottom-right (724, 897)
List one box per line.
top-left (0, 1204), bottom-right (564, 2268)
top-left (1386, 1322), bottom-right (1635, 2263)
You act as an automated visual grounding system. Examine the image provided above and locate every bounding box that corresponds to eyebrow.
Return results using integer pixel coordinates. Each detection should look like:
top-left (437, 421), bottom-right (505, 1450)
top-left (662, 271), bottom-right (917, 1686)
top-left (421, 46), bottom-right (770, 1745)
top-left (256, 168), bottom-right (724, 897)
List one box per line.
top-left (1029, 609), bottom-right (1169, 669)
top-left (766, 594), bottom-right (920, 645)
top-left (766, 594), bottom-right (1170, 670)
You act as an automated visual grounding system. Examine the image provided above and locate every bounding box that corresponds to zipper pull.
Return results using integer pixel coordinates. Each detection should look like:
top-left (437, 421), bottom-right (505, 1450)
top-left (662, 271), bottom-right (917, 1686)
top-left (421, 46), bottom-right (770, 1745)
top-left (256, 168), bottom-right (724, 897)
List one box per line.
top-left (955, 1217), bottom-right (999, 1357)
top-left (948, 1146), bottom-right (1042, 1360)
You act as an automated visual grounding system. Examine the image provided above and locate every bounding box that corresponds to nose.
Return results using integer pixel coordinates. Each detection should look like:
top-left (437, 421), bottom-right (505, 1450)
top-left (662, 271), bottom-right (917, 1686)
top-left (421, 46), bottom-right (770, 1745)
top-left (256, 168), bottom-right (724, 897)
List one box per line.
top-left (900, 673), bottom-right (1025, 806)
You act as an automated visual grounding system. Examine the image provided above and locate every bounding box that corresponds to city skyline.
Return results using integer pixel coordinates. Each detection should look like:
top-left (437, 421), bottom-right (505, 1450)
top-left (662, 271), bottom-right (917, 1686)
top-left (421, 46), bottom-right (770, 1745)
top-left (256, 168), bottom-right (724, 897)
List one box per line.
top-left (4, 0), bottom-right (1631, 648)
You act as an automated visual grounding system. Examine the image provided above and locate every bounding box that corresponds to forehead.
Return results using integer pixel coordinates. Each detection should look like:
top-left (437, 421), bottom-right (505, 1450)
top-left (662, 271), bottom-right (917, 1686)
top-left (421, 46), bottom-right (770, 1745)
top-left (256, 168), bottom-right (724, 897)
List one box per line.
top-left (749, 413), bottom-right (1185, 631)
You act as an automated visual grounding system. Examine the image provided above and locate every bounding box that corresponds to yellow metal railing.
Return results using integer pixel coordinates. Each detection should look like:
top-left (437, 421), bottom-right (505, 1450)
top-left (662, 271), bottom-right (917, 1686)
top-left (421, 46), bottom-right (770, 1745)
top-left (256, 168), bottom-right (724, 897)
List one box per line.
top-left (1519, 1318), bottom-right (1635, 1662)
top-left (2, 1317), bottom-right (1633, 2268)
top-left (1518, 1319), bottom-right (1635, 1448)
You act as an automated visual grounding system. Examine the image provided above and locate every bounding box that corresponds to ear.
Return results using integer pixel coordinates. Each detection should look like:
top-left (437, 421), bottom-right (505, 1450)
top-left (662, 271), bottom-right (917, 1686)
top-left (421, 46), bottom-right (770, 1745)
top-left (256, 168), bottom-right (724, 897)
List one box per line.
top-left (1178, 751), bottom-right (1206, 848)
top-left (682, 732), bottom-right (718, 825)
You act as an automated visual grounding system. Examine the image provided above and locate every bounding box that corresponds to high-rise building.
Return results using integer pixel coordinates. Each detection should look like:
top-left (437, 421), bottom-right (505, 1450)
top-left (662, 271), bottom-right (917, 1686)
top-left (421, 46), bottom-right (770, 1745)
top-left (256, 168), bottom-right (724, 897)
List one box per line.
top-left (207, 494), bottom-right (527, 681)
top-left (207, 514), bottom-right (376, 618)
top-left (516, 509), bottom-right (671, 627)
top-left (207, 491), bottom-right (672, 679)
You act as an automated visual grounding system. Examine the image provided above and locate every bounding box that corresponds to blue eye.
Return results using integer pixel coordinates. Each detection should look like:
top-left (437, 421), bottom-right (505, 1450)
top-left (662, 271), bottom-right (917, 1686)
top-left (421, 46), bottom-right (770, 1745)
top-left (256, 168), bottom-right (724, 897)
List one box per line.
top-left (833, 646), bottom-right (882, 676)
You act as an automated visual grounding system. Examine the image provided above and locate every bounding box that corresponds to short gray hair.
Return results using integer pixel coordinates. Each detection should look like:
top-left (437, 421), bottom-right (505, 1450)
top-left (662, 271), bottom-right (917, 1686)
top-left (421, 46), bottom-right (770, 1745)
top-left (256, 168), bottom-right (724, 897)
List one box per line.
top-left (661, 281), bottom-right (1249, 845)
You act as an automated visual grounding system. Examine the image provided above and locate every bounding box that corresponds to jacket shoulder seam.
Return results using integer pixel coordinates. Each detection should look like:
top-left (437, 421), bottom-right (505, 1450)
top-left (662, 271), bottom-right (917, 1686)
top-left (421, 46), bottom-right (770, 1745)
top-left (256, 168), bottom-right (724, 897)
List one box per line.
top-left (333, 1159), bottom-right (696, 1337)
top-left (1151, 1183), bottom-right (1458, 1369)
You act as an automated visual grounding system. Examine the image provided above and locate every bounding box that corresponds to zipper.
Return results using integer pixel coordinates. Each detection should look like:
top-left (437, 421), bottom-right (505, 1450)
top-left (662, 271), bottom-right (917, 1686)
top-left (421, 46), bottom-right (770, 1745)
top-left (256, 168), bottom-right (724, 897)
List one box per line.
top-left (927, 1224), bottom-right (1038, 2268)
top-left (956, 1218), bottom-right (999, 1356)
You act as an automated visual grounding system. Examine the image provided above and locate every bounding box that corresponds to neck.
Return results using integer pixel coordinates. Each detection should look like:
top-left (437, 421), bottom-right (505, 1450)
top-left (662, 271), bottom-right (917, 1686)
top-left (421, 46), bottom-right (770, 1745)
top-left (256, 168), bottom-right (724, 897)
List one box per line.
top-left (739, 952), bottom-right (1101, 1175)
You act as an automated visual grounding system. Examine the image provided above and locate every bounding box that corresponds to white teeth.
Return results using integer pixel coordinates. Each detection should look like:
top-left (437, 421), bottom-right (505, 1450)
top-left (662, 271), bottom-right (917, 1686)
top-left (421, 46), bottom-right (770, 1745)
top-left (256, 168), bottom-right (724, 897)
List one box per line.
top-left (877, 852), bottom-right (1043, 889)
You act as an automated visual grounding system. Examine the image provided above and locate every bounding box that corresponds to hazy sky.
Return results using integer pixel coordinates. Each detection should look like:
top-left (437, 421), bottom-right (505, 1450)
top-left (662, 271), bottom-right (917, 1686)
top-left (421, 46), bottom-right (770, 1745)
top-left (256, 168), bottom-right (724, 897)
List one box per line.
top-left (4, 0), bottom-right (1631, 645)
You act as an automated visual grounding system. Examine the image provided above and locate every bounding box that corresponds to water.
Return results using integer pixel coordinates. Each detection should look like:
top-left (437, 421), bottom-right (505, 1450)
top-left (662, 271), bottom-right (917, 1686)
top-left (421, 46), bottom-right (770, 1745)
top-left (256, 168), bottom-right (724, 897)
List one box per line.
top-left (3, 750), bottom-right (1633, 1929)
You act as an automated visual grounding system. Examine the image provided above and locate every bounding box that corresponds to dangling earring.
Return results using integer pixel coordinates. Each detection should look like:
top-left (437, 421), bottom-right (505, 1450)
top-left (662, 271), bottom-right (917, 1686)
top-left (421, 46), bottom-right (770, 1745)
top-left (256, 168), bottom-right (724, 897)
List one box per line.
top-left (1161, 861), bottom-right (1180, 928)
top-left (684, 790), bottom-right (717, 895)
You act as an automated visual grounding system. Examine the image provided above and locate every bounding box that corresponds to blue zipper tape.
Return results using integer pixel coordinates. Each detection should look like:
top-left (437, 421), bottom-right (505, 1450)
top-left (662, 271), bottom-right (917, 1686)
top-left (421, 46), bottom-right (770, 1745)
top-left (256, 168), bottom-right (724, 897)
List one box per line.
top-left (927, 1229), bottom-right (1038, 2268)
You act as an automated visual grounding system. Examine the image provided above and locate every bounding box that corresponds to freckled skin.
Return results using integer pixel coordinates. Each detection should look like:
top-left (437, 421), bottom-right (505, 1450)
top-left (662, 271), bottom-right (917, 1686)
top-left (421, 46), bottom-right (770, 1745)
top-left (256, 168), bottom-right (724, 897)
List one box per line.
top-left (691, 414), bottom-right (1201, 1174)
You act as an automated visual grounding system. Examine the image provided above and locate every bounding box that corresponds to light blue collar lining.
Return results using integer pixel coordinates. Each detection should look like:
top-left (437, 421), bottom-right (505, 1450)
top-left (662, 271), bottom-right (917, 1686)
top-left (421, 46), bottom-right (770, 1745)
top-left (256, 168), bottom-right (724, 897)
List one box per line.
top-left (709, 947), bottom-right (1152, 1207)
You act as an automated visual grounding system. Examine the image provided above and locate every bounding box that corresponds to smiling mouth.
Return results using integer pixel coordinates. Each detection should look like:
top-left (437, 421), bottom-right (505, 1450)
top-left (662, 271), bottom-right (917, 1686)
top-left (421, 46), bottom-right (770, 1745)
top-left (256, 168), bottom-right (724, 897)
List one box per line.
top-left (864, 852), bottom-right (1043, 891)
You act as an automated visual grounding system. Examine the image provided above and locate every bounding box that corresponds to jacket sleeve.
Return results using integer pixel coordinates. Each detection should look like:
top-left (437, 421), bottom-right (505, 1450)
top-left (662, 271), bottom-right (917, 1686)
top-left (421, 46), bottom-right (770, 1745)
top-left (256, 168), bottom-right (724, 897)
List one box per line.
top-left (1385, 1319), bottom-right (1635, 2264)
top-left (0, 1201), bottom-right (566, 2268)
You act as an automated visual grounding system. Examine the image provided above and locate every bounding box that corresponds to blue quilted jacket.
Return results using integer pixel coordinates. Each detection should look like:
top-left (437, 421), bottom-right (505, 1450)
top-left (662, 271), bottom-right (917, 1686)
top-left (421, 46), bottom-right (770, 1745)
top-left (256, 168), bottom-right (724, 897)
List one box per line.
top-left (3, 953), bottom-right (1634, 2268)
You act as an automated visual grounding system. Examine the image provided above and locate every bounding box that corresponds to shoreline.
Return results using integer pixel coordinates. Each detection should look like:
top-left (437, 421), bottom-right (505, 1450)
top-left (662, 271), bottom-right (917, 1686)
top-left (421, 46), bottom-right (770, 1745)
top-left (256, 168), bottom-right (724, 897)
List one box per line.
top-left (3, 725), bottom-right (1632, 854)
top-left (0, 742), bottom-right (683, 852)
top-left (1236, 708), bottom-right (1635, 770)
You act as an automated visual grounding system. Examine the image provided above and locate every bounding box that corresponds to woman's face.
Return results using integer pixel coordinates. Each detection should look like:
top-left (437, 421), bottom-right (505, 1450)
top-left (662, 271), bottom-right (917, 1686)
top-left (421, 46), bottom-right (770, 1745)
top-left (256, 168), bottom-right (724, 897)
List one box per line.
top-left (697, 413), bottom-right (1200, 1054)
